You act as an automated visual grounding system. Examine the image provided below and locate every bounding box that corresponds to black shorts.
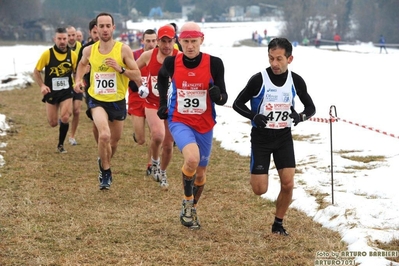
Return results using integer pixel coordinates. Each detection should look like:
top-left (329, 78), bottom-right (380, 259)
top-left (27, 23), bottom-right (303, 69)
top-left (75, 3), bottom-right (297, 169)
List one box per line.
top-left (42, 88), bottom-right (73, 104)
top-left (85, 93), bottom-right (127, 122)
top-left (72, 90), bottom-right (83, 101)
top-left (250, 127), bottom-right (295, 174)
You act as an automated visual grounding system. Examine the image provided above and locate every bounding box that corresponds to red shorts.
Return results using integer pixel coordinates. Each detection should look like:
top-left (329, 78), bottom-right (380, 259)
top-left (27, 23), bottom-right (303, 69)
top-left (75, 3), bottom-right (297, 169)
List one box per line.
top-left (144, 98), bottom-right (159, 110)
top-left (128, 91), bottom-right (146, 117)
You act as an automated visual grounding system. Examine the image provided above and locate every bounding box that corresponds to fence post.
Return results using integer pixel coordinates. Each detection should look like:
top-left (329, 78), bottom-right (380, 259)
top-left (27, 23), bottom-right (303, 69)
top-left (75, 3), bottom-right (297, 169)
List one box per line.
top-left (329, 105), bottom-right (337, 204)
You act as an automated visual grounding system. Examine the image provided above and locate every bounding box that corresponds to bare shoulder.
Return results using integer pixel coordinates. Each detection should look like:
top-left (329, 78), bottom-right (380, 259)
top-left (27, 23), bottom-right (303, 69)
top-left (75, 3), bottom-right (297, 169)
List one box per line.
top-left (121, 43), bottom-right (133, 55)
top-left (82, 44), bottom-right (92, 56)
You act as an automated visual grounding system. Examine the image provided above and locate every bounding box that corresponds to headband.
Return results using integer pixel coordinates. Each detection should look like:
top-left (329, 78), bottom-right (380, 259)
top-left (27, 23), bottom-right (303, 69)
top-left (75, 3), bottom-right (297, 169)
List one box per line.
top-left (179, 30), bottom-right (204, 39)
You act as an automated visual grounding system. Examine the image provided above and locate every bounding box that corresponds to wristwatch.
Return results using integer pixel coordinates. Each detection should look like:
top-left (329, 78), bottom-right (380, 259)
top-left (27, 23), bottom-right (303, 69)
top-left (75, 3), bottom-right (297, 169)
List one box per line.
top-left (119, 67), bottom-right (126, 74)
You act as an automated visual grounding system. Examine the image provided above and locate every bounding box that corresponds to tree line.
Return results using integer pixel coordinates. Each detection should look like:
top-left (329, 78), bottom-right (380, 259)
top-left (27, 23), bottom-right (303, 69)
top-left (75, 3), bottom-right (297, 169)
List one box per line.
top-left (0, 0), bottom-right (398, 44)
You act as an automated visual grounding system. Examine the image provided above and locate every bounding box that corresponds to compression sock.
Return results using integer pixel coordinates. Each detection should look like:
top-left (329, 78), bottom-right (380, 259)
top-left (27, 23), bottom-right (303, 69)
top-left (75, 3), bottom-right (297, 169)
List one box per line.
top-left (193, 176), bottom-right (206, 206)
top-left (58, 122), bottom-right (69, 146)
top-left (182, 166), bottom-right (196, 201)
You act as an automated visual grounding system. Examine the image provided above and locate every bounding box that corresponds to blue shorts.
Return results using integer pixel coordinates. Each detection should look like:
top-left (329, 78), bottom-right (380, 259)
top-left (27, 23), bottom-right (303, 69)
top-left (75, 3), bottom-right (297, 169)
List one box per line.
top-left (169, 122), bottom-right (213, 167)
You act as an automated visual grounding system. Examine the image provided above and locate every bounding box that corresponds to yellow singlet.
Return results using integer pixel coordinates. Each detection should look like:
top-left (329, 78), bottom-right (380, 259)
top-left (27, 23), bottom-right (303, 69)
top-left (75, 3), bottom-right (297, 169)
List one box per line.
top-left (88, 41), bottom-right (128, 102)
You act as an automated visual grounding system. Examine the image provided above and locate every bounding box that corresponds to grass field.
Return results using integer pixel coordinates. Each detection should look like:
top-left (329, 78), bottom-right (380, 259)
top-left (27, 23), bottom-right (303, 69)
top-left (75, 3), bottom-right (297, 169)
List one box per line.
top-left (0, 83), bottom-right (349, 265)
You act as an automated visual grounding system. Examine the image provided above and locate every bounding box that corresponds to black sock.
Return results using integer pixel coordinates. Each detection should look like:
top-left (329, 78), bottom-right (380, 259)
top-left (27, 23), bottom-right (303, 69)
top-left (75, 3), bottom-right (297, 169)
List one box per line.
top-left (274, 217), bottom-right (283, 225)
top-left (58, 122), bottom-right (69, 146)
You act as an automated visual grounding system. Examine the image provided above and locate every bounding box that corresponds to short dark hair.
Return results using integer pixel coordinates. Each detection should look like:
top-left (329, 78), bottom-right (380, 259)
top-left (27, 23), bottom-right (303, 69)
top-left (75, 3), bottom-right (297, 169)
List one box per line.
top-left (55, 27), bottom-right (67, 34)
top-left (170, 22), bottom-right (177, 31)
top-left (143, 29), bottom-right (156, 39)
top-left (96, 12), bottom-right (114, 25)
top-left (268, 37), bottom-right (293, 58)
top-left (89, 19), bottom-right (96, 31)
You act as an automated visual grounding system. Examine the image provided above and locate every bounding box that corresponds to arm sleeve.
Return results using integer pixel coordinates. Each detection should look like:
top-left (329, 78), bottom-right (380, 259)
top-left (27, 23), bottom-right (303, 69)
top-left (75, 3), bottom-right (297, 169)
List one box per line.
top-left (232, 73), bottom-right (263, 120)
top-left (210, 56), bottom-right (228, 105)
top-left (157, 56), bottom-right (175, 106)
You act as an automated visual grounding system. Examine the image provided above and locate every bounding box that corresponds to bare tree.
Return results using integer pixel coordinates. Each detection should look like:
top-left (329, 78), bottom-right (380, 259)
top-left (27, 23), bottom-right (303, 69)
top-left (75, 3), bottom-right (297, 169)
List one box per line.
top-left (0, 0), bottom-right (42, 25)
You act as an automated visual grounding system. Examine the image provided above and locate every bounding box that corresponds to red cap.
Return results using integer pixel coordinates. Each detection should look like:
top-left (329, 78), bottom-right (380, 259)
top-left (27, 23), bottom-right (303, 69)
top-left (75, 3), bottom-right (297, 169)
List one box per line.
top-left (158, 25), bottom-right (175, 39)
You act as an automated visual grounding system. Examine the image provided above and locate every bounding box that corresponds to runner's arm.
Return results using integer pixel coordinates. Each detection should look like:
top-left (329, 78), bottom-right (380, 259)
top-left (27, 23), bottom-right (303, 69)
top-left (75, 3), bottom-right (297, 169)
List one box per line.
top-left (233, 73), bottom-right (262, 120)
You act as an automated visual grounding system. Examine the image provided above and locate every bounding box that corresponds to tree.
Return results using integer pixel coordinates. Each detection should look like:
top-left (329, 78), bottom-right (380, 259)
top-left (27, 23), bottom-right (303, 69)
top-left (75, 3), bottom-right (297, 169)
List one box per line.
top-left (0, 0), bottom-right (42, 25)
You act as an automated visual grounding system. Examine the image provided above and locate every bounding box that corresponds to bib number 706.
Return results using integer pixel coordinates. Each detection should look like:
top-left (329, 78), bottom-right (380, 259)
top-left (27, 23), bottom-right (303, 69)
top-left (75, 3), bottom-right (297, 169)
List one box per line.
top-left (96, 79), bottom-right (115, 89)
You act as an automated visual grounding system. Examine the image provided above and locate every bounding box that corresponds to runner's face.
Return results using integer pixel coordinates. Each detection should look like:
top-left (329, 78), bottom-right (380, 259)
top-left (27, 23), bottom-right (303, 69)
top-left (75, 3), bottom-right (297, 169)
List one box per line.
top-left (76, 31), bottom-right (83, 42)
top-left (142, 34), bottom-right (157, 51)
top-left (158, 37), bottom-right (174, 56)
top-left (54, 33), bottom-right (68, 52)
top-left (90, 27), bottom-right (99, 42)
top-left (97, 16), bottom-right (114, 42)
top-left (268, 47), bottom-right (293, 75)
top-left (67, 28), bottom-right (77, 46)
top-left (180, 37), bottom-right (203, 59)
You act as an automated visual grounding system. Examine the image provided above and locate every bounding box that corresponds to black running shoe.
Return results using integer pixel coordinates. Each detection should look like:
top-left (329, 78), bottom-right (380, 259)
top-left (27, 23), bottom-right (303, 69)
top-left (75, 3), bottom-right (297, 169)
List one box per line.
top-left (99, 171), bottom-right (111, 190)
top-left (57, 145), bottom-right (67, 153)
top-left (272, 223), bottom-right (289, 236)
top-left (146, 164), bottom-right (151, 176)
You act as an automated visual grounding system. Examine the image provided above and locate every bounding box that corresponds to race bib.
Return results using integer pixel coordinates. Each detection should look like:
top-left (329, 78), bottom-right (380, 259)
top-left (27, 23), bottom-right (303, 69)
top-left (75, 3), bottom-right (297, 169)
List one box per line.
top-left (93, 72), bottom-right (117, 95)
top-left (176, 89), bottom-right (207, 114)
top-left (150, 76), bottom-right (159, 97)
top-left (262, 102), bottom-right (292, 129)
top-left (141, 76), bottom-right (148, 87)
top-left (52, 77), bottom-right (69, 91)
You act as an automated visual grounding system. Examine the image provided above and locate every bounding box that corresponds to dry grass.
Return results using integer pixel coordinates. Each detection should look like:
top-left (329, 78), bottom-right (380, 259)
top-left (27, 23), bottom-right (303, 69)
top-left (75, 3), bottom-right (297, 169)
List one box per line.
top-left (0, 83), bottom-right (349, 265)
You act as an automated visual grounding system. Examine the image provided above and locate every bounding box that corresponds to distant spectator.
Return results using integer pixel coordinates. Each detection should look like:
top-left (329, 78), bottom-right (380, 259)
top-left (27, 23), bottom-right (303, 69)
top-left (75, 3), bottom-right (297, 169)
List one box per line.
top-left (76, 30), bottom-right (84, 45)
top-left (253, 31), bottom-right (259, 43)
top-left (302, 37), bottom-right (309, 46)
top-left (379, 35), bottom-right (388, 54)
top-left (334, 33), bottom-right (341, 51)
top-left (258, 34), bottom-right (262, 46)
top-left (315, 32), bottom-right (321, 48)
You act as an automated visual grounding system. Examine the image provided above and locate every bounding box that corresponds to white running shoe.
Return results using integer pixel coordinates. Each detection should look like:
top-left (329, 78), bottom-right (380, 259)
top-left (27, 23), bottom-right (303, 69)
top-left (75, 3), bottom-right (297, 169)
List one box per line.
top-left (159, 171), bottom-right (169, 190)
top-left (69, 137), bottom-right (77, 145)
top-left (151, 162), bottom-right (160, 182)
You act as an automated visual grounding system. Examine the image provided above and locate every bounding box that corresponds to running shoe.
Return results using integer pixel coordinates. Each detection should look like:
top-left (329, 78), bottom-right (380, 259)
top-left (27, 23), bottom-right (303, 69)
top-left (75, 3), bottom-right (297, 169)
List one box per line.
top-left (272, 223), bottom-right (289, 236)
top-left (57, 145), bottom-right (67, 153)
top-left (190, 208), bottom-right (201, 230)
top-left (159, 171), bottom-right (169, 190)
top-left (180, 199), bottom-right (194, 227)
top-left (151, 162), bottom-right (160, 182)
top-left (146, 164), bottom-right (152, 176)
top-left (68, 137), bottom-right (77, 145)
top-left (99, 170), bottom-right (112, 190)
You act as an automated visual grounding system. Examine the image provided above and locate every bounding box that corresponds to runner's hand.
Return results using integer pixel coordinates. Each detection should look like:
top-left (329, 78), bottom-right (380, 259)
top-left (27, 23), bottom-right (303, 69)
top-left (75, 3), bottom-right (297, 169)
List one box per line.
top-left (73, 80), bottom-right (85, 94)
top-left (289, 106), bottom-right (305, 126)
top-left (253, 114), bottom-right (268, 128)
top-left (208, 84), bottom-right (221, 102)
top-left (138, 85), bottom-right (149, 98)
top-left (157, 105), bottom-right (168, 120)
